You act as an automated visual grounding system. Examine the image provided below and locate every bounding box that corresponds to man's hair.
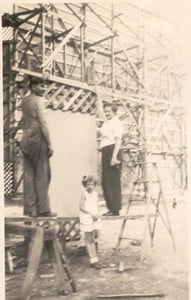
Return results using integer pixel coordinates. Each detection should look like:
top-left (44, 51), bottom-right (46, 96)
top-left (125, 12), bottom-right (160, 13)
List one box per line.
top-left (103, 102), bottom-right (118, 114)
top-left (82, 175), bottom-right (97, 187)
top-left (29, 76), bottom-right (44, 89)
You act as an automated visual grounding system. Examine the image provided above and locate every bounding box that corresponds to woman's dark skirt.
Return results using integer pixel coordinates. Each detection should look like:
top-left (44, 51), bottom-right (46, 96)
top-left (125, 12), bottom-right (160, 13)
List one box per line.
top-left (101, 144), bottom-right (122, 212)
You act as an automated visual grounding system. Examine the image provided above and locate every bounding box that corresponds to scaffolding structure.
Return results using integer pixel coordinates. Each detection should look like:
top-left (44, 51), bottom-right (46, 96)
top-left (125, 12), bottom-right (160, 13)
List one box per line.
top-left (2, 2), bottom-right (187, 198)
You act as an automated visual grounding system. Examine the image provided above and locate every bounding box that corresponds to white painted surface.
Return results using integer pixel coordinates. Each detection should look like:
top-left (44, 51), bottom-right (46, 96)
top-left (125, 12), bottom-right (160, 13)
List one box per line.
top-left (46, 110), bottom-right (97, 217)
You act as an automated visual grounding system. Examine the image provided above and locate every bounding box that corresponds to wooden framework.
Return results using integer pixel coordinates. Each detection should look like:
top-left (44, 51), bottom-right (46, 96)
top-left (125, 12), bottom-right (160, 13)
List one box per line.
top-left (5, 219), bottom-right (77, 299)
top-left (2, 2), bottom-right (186, 197)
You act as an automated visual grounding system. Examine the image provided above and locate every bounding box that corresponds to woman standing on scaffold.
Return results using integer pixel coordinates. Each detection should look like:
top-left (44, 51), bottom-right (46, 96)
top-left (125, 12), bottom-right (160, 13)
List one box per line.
top-left (99, 103), bottom-right (123, 216)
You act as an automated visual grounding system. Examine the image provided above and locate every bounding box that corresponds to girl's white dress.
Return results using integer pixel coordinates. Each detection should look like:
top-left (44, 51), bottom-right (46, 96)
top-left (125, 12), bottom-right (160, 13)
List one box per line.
top-left (80, 190), bottom-right (102, 232)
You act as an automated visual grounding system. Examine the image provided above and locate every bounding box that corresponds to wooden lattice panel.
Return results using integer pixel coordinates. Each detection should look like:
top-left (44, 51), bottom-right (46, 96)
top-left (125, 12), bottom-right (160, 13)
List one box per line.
top-left (58, 217), bottom-right (80, 242)
top-left (4, 162), bottom-right (14, 195)
top-left (46, 85), bottom-right (97, 114)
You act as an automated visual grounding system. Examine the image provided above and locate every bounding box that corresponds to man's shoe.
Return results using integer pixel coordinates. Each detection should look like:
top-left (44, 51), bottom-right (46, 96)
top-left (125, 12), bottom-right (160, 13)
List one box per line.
top-left (111, 211), bottom-right (119, 216)
top-left (103, 211), bottom-right (119, 216)
top-left (38, 212), bottom-right (57, 217)
top-left (103, 211), bottom-right (112, 216)
top-left (29, 211), bottom-right (37, 217)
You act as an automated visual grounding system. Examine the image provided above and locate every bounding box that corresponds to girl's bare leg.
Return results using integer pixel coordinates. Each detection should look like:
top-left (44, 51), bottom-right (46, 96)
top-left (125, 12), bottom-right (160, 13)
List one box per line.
top-left (85, 232), bottom-right (98, 264)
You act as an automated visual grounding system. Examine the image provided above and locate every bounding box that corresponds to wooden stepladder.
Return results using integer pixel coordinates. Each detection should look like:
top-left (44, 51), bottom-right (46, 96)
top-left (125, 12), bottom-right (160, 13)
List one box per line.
top-left (5, 219), bottom-right (77, 300)
top-left (116, 156), bottom-right (176, 252)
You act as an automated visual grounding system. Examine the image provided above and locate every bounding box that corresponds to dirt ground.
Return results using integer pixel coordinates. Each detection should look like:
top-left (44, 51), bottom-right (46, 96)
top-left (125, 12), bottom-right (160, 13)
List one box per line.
top-left (4, 197), bottom-right (189, 300)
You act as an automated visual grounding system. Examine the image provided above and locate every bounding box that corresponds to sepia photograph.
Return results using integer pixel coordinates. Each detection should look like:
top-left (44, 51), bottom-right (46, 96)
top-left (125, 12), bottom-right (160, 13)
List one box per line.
top-left (1, 1), bottom-right (191, 300)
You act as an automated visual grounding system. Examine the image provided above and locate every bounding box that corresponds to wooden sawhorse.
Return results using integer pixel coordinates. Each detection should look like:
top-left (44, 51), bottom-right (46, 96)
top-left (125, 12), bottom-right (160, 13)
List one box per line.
top-left (5, 221), bottom-right (77, 300)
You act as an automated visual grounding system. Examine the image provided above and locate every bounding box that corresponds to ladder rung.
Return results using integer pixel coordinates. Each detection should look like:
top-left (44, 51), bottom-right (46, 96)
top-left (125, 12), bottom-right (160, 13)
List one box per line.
top-left (128, 198), bottom-right (145, 202)
top-left (102, 213), bottom-right (156, 220)
top-left (120, 237), bottom-right (142, 242)
top-left (131, 180), bottom-right (149, 183)
top-left (123, 214), bottom-right (145, 219)
top-left (122, 213), bottom-right (156, 219)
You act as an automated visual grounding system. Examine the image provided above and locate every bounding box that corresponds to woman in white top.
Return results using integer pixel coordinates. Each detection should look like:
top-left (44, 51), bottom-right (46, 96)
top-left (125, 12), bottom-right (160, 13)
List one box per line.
top-left (100, 103), bottom-right (123, 216)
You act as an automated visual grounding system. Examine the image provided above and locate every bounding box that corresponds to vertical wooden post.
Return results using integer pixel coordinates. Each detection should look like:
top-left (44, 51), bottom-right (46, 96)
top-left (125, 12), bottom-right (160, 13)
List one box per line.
top-left (63, 45), bottom-right (66, 75)
top-left (80, 5), bottom-right (85, 82)
top-left (111, 3), bottom-right (115, 90)
top-left (182, 114), bottom-right (187, 189)
top-left (51, 5), bottom-right (54, 75)
top-left (21, 227), bottom-right (44, 300)
top-left (141, 20), bottom-right (151, 257)
top-left (41, 11), bottom-right (45, 74)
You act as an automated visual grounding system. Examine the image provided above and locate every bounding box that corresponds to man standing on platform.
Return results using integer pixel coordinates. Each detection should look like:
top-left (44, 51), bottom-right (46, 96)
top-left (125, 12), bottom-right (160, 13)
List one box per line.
top-left (20, 76), bottom-right (55, 217)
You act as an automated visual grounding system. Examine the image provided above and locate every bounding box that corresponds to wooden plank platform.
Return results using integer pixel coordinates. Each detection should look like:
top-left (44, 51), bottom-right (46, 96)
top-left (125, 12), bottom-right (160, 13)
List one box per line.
top-left (5, 222), bottom-right (56, 240)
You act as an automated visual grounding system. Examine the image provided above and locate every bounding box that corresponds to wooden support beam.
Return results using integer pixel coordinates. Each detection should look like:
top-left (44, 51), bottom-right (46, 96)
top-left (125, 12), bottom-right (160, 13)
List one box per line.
top-left (97, 85), bottom-right (183, 107)
top-left (5, 222), bottom-right (55, 240)
top-left (5, 222), bottom-right (37, 237)
top-left (12, 66), bottom-right (95, 92)
top-left (97, 292), bottom-right (166, 298)
top-left (41, 12), bottom-right (46, 72)
top-left (85, 34), bottom-right (115, 49)
top-left (68, 55), bottom-right (81, 77)
top-left (18, 30), bottom-right (42, 64)
top-left (80, 5), bottom-right (85, 82)
top-left (115, 15), bottom-right (137, 36)
top-left (115, 45), bottom-right (139, 55)
top-left (65, 3), bottom-right (85, 24)
top-left (5, 216), bottom-right (80, 225)
top-left (21, 226), bottom-right (44, 300)
top-left (54, 60), bottom-right (65, 76)
top-left (11, 66), bottom-right (183, 108)
top-left (147, 59), bottom-right (170, 89)
top-left (87, 4), bottom-right (113, 33)
top-left (45, 27), bottom-right (74, 43)
top-left (18, 14), bottom-right (42, 67)
top-left (115, 37), bottom-right (146, 89)
top-left (148, 55), bottom-right (169, 63)
top-left (111, 4), bottom-right (114, 89)
top-left (5, 243), bottom-right (14, 274)
top-left (16, 30), bottom-right (31, 49)
top-left (148, 104), bottom-right (174, 154)
top-left (171, 112), bottom-right (182, 129)
top-left (2, 7), bottom-right (47, 27)
top-left (46, 240), bottom-right (66, 295)
top-left (42, 21), bottom-right (82, 68)
top-left (162, 134), bottom-right (182, 168)
top-left (114, 58), bottom-right (141, 85)
top-left (152, 164), bottom-right (176, 249)
top-left (148, 31), bottom-right (170, 55)
top-left (56, 239), bottom-right (77, 292)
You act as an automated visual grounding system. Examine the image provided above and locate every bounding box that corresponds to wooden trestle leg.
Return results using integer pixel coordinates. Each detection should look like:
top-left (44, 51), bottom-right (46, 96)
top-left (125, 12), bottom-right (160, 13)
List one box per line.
top-left (46, 239), bottom-right (67, 295)
top-left (21, 226), bottom-right (44, 300)
top-left (56, 239), bottom-right (77, 292)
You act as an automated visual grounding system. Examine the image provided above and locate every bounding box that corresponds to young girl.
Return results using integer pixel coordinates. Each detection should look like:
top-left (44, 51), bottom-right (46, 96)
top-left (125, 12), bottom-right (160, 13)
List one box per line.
top-left (79, 175), bottom-right (102, 269)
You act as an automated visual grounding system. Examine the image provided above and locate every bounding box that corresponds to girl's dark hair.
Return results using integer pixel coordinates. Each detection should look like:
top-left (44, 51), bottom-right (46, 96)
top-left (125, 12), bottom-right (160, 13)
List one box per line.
top-left (82, 175), bottom-right (97, 187)
top-left (103, 102), bottom-right (118, 114)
